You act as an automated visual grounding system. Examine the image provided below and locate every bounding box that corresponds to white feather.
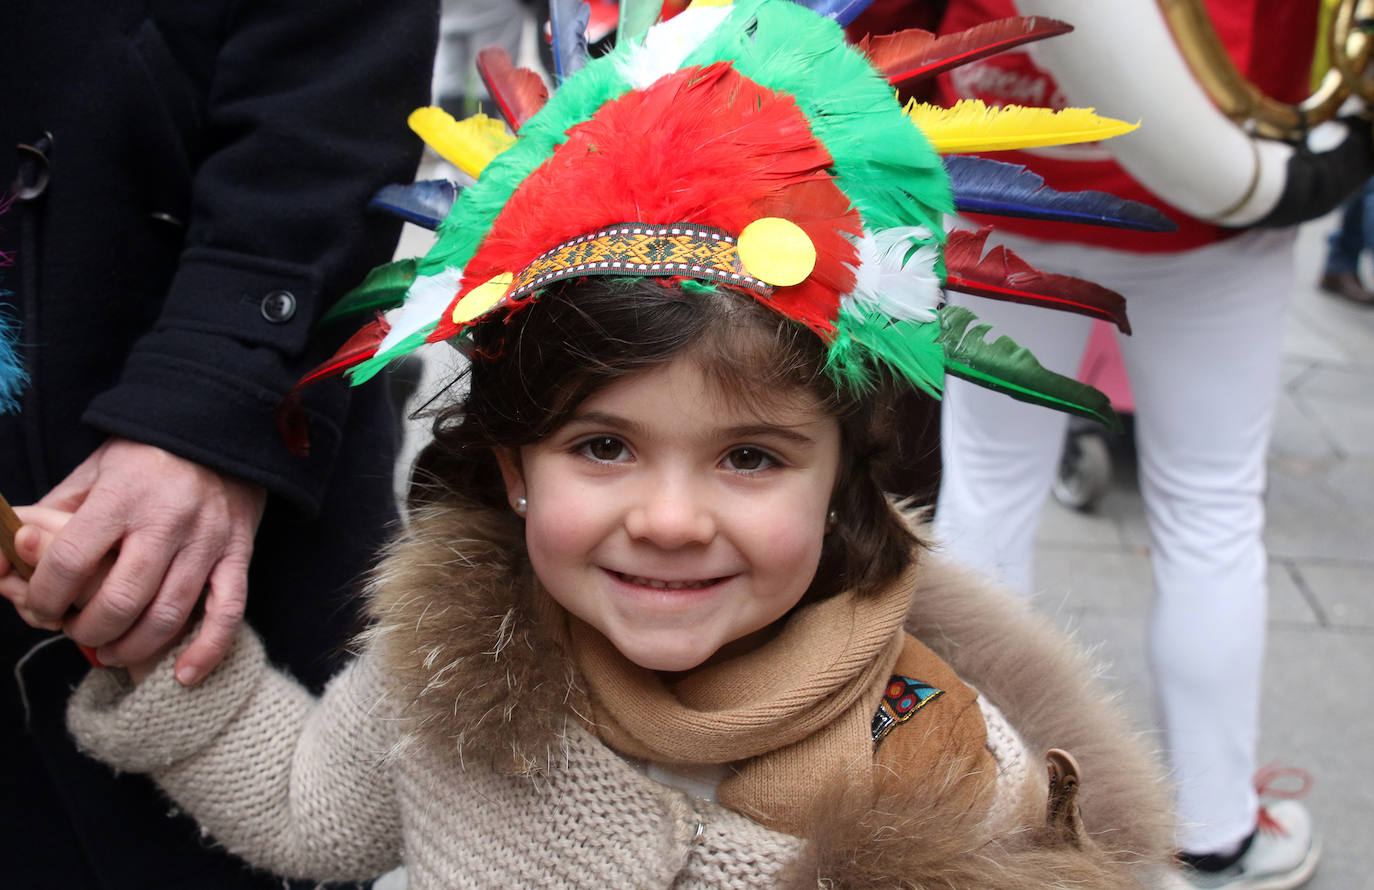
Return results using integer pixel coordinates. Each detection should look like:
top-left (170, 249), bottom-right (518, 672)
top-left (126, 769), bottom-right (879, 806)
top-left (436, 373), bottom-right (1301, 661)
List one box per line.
top-left (378, 266), bottom-right (464, 354)
top-left (616, 5), bottom-right (735, 88)
top-left (843, 227), bottom-right (942, 322)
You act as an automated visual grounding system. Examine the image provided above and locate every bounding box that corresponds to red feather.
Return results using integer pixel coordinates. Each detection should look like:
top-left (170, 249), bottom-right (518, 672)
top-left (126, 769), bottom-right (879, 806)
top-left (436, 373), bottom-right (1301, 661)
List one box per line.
top-left (476, 47), bottom-right (550, 131)
top-left (277, 317), bottom-right (391, 456)
top-left (455, 61), bottom-right (860, 335)
top-left (857, 17), bottom-right (1072, 85)
top-left (943, 228), bottom-right (1130, 333)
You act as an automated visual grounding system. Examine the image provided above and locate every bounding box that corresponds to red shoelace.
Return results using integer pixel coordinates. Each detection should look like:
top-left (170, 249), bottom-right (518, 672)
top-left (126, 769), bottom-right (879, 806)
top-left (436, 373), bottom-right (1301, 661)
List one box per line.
top-left (1253, 764), bottom-right (1313, 834)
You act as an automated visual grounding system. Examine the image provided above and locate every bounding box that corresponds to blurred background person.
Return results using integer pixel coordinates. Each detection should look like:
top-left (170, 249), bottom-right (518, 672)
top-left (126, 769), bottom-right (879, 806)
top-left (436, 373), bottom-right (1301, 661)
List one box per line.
top-left (1318, 178), bottom-right (1374, 305)
top-left (929, 1), bottom-right (1371, 887)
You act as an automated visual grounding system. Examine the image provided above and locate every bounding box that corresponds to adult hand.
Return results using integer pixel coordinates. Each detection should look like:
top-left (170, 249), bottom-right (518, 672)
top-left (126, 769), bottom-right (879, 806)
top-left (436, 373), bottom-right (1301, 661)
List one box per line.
top-left (21, 438), bottom-right (267, 685)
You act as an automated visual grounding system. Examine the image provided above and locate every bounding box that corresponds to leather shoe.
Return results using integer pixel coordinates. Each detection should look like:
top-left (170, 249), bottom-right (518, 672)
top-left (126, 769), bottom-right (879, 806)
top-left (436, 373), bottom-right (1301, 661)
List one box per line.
top-left (1318, 271), bottom-right (1374, 305)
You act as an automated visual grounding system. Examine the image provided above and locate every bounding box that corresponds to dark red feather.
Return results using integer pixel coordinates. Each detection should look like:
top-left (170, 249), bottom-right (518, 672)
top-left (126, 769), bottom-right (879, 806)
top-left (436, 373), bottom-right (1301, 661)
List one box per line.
top-left (277, 317), bottom-right (391, 456)
top-left (857, 17), bottom-right (1072, 85)
top-left (943, 228), bottom-right (1130, 333)
top-left (476, 47), bottom-right (550, 131)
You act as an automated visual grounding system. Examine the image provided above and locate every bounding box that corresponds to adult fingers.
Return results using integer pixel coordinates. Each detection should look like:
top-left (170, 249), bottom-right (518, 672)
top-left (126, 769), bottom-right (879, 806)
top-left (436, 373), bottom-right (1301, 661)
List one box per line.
top-left (172, 550), bottom-right (251, 686)
top-left (58, 521), bottom-right (186, 651)
top-left (22, 504), bottom-right (123, 626)
top-left (87, 538), bottom-right (217, 667)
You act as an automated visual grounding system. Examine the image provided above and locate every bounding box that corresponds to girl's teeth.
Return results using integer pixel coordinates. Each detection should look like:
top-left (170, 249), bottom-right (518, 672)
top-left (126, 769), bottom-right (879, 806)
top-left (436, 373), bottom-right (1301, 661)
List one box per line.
top-left (622, 574), bottom-right (712, 590)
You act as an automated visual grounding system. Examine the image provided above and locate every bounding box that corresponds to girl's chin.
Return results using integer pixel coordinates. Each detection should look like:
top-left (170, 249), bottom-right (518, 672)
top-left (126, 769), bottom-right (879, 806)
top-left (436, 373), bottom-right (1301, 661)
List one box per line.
top-left (616, 625), bottom-right (778, 675)
top-left (618, 641), bottom-right (716, 674)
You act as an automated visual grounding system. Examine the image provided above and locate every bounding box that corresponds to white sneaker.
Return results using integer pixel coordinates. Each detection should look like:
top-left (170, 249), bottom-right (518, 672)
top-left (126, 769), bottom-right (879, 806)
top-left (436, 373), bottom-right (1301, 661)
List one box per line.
top-left (1180, 800), bottom-right (1321, 890)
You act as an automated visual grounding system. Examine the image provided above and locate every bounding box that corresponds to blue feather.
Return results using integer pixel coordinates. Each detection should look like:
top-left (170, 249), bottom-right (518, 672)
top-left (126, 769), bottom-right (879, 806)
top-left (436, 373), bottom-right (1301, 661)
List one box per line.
top-left (0, 300), bottom-right (27, 414)
top-left (0, 198), bottom-right (23, 413)
top-left (549, 0), bottom-right (591, 82)
top-left (785, 0), bottom-right (878, 26)
top-left (368, 180), bottom-right (462, 230)
top-left (945, 155), bottom-right (1177, 232)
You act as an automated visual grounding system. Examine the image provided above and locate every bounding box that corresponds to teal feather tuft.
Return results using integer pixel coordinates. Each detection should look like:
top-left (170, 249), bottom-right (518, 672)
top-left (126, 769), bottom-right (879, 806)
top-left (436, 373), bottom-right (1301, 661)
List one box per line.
top-left (0, 304), bottom-right (26, 414)
top-left (0, 234), bottom-right (26, 414)
top-left (829, 307), bottom-right (945, 398)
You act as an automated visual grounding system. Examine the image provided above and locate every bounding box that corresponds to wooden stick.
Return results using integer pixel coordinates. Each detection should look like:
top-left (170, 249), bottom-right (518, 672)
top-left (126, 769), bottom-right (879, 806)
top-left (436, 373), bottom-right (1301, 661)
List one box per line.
top-left (0, 490), bottom-right (33, 581)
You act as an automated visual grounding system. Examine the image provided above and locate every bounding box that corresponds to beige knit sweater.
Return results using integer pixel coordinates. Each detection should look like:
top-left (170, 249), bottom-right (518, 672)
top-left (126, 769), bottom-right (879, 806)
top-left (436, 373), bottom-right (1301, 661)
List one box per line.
top-left (69, 630), bottom-right (808, 888)
top-left (67, 502), bottom-right (1179, 889)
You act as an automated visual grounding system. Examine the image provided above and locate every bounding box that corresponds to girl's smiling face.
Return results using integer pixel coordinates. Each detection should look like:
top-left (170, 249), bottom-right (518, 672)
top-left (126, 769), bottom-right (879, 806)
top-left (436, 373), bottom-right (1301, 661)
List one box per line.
top-left (497, 355), bottom-right (841, 672)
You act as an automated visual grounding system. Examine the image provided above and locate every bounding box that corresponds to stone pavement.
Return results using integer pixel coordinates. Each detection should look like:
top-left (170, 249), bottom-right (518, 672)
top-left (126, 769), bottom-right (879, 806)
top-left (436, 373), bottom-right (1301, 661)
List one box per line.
top-left (1029, 214), bottom-right (1374, 890)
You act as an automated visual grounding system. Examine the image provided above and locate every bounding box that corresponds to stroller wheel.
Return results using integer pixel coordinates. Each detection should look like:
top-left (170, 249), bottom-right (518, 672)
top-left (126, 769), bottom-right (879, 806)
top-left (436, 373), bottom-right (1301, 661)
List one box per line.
top-left (1053, 430), bottom-right (1112, 512)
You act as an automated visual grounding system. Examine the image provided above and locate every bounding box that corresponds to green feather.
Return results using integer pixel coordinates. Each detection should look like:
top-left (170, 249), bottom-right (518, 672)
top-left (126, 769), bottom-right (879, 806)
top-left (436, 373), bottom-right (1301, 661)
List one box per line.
top-left (318, 258), bottom-right (418, 327)
top-left (828, 307), bottom-right (944, 398)
top-left (616, 0), bottom-right (661, 48)
top-left (347, 325), bottom-right (436, 385)
top-left (937, 305), bottom-right (1120, 430)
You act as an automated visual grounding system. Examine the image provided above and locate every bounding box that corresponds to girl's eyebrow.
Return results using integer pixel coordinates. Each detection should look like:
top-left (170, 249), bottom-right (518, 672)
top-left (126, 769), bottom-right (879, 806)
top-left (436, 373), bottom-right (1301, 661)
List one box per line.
top-left (719, 423), bottom-right (816, 446)
top-left (567, 411), bottom-right (818, 445)
top-left (564, 410), bottom-right (644, 436)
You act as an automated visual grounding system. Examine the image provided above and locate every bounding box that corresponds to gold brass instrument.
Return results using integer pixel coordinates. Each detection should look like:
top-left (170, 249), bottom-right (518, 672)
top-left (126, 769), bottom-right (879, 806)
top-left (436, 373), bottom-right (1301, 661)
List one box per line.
top-left (1159, 0), bottom-right (1374, 141)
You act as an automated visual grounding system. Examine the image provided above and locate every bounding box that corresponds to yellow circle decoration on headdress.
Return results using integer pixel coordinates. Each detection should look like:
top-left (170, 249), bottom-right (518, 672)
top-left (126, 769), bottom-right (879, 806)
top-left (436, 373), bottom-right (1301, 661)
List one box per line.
top-left (451, 272), bottom-right (514, 323)
top-left (736, 217), bottom-right (816, 287)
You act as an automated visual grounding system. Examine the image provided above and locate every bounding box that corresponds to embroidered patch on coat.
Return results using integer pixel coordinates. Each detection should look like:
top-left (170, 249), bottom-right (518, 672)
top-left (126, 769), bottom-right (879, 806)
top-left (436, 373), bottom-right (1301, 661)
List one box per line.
top-left (872, 675), bottom-right (944, 746)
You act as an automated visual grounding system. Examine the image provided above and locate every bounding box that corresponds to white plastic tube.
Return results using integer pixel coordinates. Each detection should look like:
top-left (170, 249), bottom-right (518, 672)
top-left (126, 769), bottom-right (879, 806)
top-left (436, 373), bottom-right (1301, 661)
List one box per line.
top-left (1013, 0), bottom-right (1291, 225)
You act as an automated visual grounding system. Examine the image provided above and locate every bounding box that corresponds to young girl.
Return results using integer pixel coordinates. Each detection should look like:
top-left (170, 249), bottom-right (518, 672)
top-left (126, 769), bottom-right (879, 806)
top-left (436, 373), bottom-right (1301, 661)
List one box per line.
top-left (2, 0), bottom-right (1183, 886)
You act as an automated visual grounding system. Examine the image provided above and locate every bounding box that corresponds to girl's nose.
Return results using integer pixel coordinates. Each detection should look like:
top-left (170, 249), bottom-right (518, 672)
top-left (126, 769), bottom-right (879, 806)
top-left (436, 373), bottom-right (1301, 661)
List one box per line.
top-left (623, 478), bottom-right (716, 548)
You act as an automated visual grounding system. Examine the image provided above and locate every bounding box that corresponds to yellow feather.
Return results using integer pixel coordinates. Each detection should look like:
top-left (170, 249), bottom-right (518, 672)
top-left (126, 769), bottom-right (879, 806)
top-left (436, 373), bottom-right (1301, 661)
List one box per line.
top-left (407, 107), bottom-right (516, 178)
top-left (904, 99), bottom-right (1139, 154)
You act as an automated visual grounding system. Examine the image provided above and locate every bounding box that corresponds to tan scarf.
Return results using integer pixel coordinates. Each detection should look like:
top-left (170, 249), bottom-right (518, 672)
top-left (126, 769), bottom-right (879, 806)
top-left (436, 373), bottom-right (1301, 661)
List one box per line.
top-left (539, 561), bottom-right (917, 835)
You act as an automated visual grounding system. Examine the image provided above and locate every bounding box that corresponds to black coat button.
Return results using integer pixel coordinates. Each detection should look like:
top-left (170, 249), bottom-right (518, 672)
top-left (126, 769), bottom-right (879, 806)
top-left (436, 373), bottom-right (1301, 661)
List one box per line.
top-left (260, 290), bottom-right (297, 323)
top-left (13, 133), bottom-right (54, 201)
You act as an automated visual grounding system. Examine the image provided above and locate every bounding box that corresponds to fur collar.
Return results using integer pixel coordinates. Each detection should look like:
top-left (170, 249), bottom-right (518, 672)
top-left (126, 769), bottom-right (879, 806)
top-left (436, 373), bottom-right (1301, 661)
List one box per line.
top-left (362, 499), bottom-right (582, 774)
top-left (364, 499), bottom-right (1174, 888)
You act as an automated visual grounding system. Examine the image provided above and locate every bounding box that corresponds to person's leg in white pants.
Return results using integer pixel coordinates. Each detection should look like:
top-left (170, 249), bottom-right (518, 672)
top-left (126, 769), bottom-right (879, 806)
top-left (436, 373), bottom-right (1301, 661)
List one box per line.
top-left (935, 227), bottom-right (1295, 855)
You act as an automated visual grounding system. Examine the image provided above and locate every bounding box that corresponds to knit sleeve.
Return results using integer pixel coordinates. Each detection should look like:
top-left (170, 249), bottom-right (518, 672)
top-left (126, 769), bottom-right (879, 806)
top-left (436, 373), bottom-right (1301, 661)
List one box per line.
top-left (67, 628), bottom-right (403, 882)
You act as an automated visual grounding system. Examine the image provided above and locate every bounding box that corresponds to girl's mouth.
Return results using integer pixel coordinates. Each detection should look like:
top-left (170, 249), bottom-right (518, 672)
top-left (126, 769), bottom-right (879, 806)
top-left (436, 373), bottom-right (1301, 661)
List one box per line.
top-left (609, 570), bottom-right (729, 590)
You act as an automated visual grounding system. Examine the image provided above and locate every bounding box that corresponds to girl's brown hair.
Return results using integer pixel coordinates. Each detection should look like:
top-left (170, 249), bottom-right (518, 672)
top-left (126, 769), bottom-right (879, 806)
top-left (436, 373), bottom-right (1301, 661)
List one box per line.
top-left (410, 277), bottom-right (918, 600)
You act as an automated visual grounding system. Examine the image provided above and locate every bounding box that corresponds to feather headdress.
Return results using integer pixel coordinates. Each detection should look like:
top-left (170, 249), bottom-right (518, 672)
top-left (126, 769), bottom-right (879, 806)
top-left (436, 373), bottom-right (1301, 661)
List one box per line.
top-left (284, 0), bottom-right (1173, 452)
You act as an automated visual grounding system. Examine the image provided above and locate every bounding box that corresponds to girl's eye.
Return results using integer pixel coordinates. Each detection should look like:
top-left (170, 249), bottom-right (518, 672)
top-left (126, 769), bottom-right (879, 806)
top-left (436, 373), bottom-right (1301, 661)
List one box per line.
top-left (579, 436), bottom-right (628, 462)
top-left (723, 447), bottom-right (775, 472)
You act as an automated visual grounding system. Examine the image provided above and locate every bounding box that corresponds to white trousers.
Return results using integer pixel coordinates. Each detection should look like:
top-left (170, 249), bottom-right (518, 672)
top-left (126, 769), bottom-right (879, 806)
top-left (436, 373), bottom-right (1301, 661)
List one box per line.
top-left (936, 227), bottom-right (1296, 853)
